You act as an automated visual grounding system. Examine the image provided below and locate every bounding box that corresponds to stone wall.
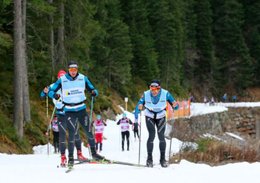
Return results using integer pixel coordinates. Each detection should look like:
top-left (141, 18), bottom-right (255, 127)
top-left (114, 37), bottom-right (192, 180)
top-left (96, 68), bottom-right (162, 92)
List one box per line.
top-left (172, 107), bottom-right (260, 142)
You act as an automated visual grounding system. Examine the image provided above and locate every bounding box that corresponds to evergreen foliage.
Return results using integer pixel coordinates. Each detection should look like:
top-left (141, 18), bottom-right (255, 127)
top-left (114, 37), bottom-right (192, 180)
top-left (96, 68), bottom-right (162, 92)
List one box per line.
top-left (0, 0), bottom-right (257, 97)
top-left (242, 0), bottom-right (260, 85)
top-left (212, 0), bottom-right (253, 91)
top-left (194, 0), bottom-right (213, 86)
top-left (120, 0), bottom-right (158, 83)
top-left (147, 0), bottom-right (184, 94)
top-left (0, 0), bottom-right (259, 151)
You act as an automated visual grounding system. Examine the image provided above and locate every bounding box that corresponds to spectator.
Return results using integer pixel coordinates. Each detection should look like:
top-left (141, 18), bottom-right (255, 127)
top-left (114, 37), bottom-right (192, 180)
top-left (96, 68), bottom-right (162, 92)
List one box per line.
top-left (232, 95), bottom-right (237, 102)
top-left (203, 96), bottom-right (208, 104)
top-left (222, 93), bottom-right (228, 102)
top-left (189, 95), bottom-right (195, 103)
top-left (209, 97), bottom-right (215, 106)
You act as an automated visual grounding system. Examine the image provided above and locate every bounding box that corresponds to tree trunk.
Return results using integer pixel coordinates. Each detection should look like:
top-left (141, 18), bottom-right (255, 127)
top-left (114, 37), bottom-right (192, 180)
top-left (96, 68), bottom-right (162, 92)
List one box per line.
top-left (48, 0), bottom-right (55, 81)
top-left (22, 0), bottom-right (31, 123)
top-left (14, 0), bottom-right (24, 138)
top-left (57, 0), bottom-right (65, 68)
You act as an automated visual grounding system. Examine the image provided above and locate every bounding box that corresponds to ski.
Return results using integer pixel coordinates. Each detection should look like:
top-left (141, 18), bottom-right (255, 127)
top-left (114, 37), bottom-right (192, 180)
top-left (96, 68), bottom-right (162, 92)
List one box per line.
top-left (110, 160), bottom-right (146, 167)
top-left (74, 158), bottom-right (146, 167)
top-left (60, 159), bottom-right (154, 170)
top-left (65, 165), bottom-right (73, 173)
top-left (74, 159), bottom-right (102, 165)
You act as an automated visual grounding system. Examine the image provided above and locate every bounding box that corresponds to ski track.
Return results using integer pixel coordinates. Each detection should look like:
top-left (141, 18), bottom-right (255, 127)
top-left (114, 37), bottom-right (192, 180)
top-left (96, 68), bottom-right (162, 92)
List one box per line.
top-left (1, 105), bottom-right (260, 183)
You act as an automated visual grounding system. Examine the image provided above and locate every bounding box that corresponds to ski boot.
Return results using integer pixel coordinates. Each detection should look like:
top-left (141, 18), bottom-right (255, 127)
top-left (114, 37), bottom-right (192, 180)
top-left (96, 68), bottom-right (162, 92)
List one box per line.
top-left (77, 150), bottom-right (87, 161)
top-left (100, 143), bottom-right (103, 152)
top-left (146, 159), bottom-right (153, 168)
top-left (60, 154), bottom-right (67, 167)
top-left (68, 156), bottom-right (74, 169)
top-left (92, 153), bottom-right (106, 162)
top-left (160, 159), bottom-right (168, 168)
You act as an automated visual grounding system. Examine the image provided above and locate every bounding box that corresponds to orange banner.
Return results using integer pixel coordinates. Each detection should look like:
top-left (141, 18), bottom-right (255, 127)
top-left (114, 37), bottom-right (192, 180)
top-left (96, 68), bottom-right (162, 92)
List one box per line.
top-left (166, 100), bottom-right (191, 119)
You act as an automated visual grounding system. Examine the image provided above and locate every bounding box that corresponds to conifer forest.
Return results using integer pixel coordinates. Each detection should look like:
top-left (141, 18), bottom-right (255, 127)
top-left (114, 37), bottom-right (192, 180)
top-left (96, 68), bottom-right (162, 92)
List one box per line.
top-left (0, 0), bottom-right (259, 145)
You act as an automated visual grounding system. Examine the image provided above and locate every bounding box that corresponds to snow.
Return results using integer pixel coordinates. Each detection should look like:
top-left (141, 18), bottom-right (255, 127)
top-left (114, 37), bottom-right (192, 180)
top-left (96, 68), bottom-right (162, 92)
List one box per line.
top-left (190, 101), bottom-right (260, 117)
top-left (225, 132), bottom-right (245, 141)
top-left (190, 103), bottom-right (228, 116)
top-left (1, 102), bottom-right (260, 183)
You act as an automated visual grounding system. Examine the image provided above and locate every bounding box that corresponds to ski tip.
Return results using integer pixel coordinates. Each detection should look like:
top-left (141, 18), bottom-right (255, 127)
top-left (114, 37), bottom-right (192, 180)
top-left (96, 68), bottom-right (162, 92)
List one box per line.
top-left (146, 165), bottom-right (153, 168)
top-left (65, 167), bottom-right (73, 173)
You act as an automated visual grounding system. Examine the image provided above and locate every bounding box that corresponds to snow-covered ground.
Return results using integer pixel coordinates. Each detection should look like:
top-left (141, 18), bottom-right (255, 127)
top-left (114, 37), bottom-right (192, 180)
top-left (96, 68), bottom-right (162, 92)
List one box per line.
top-left (1, 102), bottom-right (260, 183)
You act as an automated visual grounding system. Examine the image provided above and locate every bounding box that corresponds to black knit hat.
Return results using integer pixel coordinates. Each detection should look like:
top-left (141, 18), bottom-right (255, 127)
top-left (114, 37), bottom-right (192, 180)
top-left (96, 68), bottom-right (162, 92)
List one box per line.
top-left (150, 79), bottom-right (160, 87)
top-left (68, 60), bottom-right (78, 68)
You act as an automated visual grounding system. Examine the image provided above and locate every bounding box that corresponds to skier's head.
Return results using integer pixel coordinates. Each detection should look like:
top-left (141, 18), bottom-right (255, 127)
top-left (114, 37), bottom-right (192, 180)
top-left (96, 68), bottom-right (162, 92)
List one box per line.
top-left (68, 60), bottom-right (78, 78)
top-left (97, 114), bottom-right (101, 120)
top-left (150, 79), bottom-right (160, 87)
top-left (57, 70), bottom-right (66, 79)
top-left (150, 79), bottom-right (161, 96)
top-left (123, 113), bottom-right (127, 118)
top-left (68, 60), bottom-right (78, 68)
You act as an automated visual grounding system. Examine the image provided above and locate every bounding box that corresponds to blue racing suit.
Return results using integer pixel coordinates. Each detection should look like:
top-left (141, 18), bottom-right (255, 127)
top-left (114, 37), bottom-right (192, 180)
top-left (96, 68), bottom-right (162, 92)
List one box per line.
top-left (134, 88), bottom-right (179, 161)
top-left (48, 73), bottom-right (98, 158)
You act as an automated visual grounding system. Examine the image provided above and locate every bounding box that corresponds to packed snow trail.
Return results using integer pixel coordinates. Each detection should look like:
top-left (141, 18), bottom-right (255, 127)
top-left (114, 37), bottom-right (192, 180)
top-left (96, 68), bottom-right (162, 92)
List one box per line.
top-left (1, 103), bottom-right (260, 183)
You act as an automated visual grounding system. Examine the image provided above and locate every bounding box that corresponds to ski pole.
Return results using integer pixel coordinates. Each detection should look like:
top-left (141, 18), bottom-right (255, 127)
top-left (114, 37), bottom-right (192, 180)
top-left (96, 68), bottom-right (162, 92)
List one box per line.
top-left (168, 136), bottom-right (172, 160)
top-left (46, 106), bottom-right (56, 155)
top-left (138, 112), bottom-right (142, 165)
top-left (118, 123), bottom-right (121, 151)
top-left (88, 96), bottom-right (94, 132)
top-left (87, 144), bottom-right (92, 159)
top-left (168, 116), bottom-right (175, 160)
top-left (46, 96), bottom-right (49, 118)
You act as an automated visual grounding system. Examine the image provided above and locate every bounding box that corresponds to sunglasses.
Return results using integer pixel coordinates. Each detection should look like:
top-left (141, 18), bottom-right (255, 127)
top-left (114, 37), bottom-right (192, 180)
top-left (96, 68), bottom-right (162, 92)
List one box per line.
top-left (68, 68), bottom-right (78, 72)
top-left (150, 85), bottom-right (160, 91)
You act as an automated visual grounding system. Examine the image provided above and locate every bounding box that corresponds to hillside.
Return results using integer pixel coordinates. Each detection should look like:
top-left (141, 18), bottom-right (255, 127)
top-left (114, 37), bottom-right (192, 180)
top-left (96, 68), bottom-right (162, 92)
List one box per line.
top-left (0, 83), bottom-right (145, 154)
top-left (0, 86), bottom-right (259, 154)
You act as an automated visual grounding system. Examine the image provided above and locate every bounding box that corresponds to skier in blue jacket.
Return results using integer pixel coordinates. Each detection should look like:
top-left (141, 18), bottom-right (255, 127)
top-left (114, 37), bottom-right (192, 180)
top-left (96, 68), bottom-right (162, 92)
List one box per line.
top-left (135, 79), bottom-right (179, 168)
top-left (48, 61), bottom-right (104, 167)
top-left (40, 70), bottom-right (88, 167)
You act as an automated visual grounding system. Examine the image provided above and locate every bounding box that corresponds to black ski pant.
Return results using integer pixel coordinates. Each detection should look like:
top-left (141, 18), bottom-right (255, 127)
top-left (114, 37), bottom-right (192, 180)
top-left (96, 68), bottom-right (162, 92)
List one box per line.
top-left (96, 142), bottom-right (103, 151)
top-left (145, 116), bottom-right (166, 161)
top-left (52, 131), bottom-right (59, 153)
top-left (58, 114), bottom-right (82, 157)
top-left (58, 112), bottom-right (79, 158)
top-left (133, 129), bottom-right (139, 139)
top-left (121, 131), bottom-right (130, 150)
top-left (76, 109), bottom-right (97, 155)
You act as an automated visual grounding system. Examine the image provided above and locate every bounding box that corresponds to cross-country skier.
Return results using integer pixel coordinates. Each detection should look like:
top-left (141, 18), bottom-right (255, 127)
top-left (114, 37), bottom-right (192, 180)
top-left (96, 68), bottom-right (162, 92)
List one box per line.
top-left (134, 79), bottom-right (179, 168)
top-left (132, 120), bottom-right (140, 140)
top-left (45, 115), bottom-right (59, 153)
top-left (40, 69), bottom-right (88, 166)
top-left (117, 113), bottom-right (133, 151)
top-left (48, 61), bottom-right (105, 168)
top-left (93, 114), bottom-right (107, 152)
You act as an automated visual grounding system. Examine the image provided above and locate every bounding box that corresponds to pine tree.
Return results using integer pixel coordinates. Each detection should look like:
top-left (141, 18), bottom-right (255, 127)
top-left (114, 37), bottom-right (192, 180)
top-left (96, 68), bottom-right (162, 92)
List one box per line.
top-left (90, 0), bottom-right (133, 92)
top-left (120, 0), bottom-right (158, 83)
top-left (64, 0), bottom-right (99, 71)
top-left (242, 0), bottom-right (260, 85)
top-left (182, 0), bottom-right (198, 89)
top-left (147, 0), bottom-right (184, 93)
top-left (212, 0), bottom-right (253, 90)
top-left (194, 0), bottom-right (214, 88)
